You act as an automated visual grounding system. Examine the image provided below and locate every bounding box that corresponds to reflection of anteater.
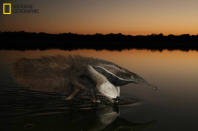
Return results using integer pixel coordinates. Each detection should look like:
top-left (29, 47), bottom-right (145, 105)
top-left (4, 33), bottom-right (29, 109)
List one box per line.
top-left (13, 55), bottom-right (152, 103)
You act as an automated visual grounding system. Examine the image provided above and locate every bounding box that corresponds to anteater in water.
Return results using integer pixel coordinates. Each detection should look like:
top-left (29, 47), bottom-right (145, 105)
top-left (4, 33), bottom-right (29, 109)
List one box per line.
top-left (13, 55), bottom-right (153, 103)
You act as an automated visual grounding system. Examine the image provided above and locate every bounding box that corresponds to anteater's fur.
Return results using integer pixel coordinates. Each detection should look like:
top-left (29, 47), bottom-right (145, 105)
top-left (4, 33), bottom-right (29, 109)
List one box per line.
top-left (13, 55), bottom-right (116, 98)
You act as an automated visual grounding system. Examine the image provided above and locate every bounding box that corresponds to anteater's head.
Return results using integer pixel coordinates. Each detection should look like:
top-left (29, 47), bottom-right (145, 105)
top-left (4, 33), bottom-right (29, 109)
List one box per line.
top-left (88, 63), bottom-right (148, 104)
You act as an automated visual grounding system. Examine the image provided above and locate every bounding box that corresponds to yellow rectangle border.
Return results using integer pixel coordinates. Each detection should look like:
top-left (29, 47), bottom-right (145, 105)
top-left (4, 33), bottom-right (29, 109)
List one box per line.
top-left (3, 3), bottom-right (11, 15)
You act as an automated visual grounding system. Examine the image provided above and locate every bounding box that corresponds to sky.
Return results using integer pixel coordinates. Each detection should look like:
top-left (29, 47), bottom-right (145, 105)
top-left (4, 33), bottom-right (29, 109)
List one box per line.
top-left (0, 0), bottom-right (198, 35)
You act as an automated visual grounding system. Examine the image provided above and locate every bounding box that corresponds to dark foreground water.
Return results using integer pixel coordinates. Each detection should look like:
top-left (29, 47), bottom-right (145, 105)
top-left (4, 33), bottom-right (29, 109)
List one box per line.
top-left (1, 49), bottom-right (198, 131)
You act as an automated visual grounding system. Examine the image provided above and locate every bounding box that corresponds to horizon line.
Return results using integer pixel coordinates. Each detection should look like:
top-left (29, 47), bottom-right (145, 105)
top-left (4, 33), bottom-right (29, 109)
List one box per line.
top-left (1, 31), bottom-right (198, 37)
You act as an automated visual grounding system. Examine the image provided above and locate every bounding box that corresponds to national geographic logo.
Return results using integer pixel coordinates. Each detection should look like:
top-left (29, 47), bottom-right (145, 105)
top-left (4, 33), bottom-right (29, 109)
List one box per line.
top-left (2, 2), bottom-right (39, 15)
top-left (3, 3), bottom-right (11, 15)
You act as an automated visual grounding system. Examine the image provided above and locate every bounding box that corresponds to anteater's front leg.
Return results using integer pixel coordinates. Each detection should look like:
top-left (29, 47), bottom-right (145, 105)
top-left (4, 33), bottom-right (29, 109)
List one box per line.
top-left (65, 79), bottom-right (84, 100)
top-left (90, 87), bottom-right (101, 103)
top-left (90, 88), bottom-right (96, 102)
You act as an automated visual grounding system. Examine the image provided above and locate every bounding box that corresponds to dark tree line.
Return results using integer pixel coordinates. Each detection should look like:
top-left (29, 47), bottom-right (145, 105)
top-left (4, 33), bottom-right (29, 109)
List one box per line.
top-left (1, 31), bottom-right (198, 51)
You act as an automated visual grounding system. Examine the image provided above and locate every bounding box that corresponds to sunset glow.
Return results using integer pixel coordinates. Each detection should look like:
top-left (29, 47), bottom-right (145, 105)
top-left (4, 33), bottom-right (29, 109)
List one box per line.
top-left (1, 0), bottom-right (198, 35)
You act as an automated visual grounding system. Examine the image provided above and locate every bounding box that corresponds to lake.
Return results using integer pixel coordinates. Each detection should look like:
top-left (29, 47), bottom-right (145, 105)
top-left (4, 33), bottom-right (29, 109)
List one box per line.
top-left (1, 49), bottom-right (198, 131)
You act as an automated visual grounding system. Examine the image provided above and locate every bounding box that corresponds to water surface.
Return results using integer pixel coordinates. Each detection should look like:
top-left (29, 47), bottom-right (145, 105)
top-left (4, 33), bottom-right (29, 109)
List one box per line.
top-left (1, 49), bottom-right (198, 131)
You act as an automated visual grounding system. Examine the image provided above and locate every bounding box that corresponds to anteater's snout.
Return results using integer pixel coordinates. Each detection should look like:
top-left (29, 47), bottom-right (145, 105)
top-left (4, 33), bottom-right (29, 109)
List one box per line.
top-left (112, 96), bottom-right (120, 104)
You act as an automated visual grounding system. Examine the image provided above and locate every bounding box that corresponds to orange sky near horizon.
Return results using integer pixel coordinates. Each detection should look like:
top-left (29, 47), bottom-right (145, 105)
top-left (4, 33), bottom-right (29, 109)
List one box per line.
top-left (1, 0), bottom-right (198, 35)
